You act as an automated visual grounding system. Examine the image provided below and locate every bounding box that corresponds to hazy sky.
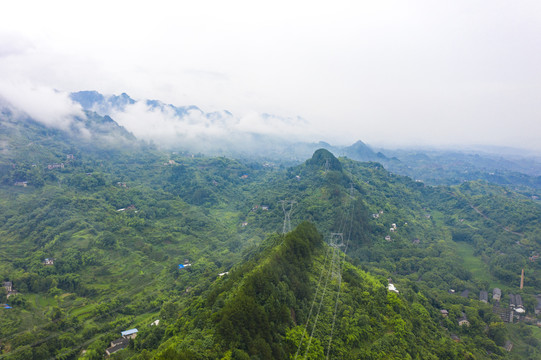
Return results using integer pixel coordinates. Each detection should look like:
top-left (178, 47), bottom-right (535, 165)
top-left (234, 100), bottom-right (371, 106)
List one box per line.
top-left (1, 1), bottom-right (540, 152)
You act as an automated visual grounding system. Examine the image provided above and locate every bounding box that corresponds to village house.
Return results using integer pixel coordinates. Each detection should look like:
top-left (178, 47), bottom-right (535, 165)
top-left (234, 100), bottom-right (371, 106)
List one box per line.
top-left (3, 281), bottom-right (18, 299)
top-left (43, 258), bottom-right (54, 265)
top-left (121, 328), bottom-right (138, 339)
top-left (105, 337), bottom-right (130, 356)
top-left (458, 313), bottom-right (470, 326)
top-left (178, 262), bottom-right (192, 270)
top-left (493, 304), bottom-right (514, 323)
top-left (412, 238), bottom-right (420, 245)
top-left (514, 294), bottom-right (525, 313)
top-left (440, 309), bottom-right (448, 317)
top-left (14, 181), bottom-right (27, 187)
top-left (47, 163), bottom-right (64, 170)
top-left (509, 294), bottom-right (516, 309)
top-left (479, 290), bottom-right (488, 303)
top-left (493, 288), bottom-right (502, 302)
top-left (535, 295), bottom-right (541, 315)
top-left (387, 283), bottom-right (399, 293)
top-left (385, 235), bottom-right (391, 241)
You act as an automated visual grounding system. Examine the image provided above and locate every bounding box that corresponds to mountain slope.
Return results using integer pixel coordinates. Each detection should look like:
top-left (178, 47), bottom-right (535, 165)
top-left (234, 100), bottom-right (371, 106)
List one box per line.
top-left (146, 222), bottom-right (473, 360)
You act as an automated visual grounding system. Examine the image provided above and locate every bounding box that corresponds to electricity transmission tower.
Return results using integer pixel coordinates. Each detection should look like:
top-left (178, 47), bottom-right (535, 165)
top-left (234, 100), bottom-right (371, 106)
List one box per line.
top-left (280, 200), bottom-right (296, 234)
top-left (330, 232), bottom-right (344, 247)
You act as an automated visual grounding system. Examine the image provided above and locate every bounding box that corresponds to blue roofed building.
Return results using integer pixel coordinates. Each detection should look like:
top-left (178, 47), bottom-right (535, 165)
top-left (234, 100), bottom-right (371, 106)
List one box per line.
top-left (121, 328), bottom-right (138, 339)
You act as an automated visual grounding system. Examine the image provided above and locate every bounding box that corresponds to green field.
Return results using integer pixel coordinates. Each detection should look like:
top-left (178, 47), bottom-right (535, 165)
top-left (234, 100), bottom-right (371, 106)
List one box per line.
top-left (454, 241), bottom-right (505, 289)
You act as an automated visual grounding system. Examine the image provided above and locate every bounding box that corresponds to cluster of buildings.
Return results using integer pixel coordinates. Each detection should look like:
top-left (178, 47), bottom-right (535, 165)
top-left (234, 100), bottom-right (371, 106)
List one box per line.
top-left (441, 287), bottom-right (534, 326)
top-left (479, 288), bottom-right (529, 323)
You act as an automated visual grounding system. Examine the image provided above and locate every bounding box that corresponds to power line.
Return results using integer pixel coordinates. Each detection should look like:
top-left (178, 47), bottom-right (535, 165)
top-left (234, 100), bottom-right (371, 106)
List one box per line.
top-left (294, 246), bottom-right (331, 359)
top-left (326, 189), bottom-right (355, 359)
top-left (296, 182), bottom-right (357, 359)
top-left (304, 245), bottom-right (335, 359)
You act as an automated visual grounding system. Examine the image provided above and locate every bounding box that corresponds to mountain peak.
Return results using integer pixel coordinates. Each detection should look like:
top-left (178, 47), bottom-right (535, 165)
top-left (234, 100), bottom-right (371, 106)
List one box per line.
top-left (307, 148), bottom-right (342, 171)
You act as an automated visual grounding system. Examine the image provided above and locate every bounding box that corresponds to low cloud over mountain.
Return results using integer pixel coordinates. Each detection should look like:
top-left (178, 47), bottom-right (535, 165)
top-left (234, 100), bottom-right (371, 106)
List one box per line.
top-left (70, 90), bottom-right (317, 155)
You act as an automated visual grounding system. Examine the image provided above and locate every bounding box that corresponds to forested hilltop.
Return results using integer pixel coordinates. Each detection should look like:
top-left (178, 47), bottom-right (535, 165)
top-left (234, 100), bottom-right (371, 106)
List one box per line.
top-left (1, 109), bottom-right (541, 359)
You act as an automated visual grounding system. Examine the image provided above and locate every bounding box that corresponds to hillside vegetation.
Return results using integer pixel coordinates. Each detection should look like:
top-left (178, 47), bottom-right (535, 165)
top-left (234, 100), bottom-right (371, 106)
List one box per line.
top-left (1, 112), bottom-right (541, 359)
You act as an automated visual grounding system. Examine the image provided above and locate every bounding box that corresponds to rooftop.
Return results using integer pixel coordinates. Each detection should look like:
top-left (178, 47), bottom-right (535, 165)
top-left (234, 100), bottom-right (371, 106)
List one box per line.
top-left (121, 328), bottom-right (138, 337)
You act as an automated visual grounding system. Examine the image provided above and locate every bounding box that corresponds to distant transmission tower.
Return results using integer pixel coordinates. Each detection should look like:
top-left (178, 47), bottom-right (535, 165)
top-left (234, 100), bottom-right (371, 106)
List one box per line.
top-left (330, 232), bottom-right (344, 247)
top-left (280, 200), bottom-right (296, 234)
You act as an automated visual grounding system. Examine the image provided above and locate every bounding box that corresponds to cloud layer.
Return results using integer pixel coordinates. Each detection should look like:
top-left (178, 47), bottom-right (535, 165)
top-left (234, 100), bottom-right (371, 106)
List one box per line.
top-left (1, 1), bottom-right (541, 152)
top-left (0, 82), bottom-right (84, 130)
top-left (108, 98), bottom-right (318, 153)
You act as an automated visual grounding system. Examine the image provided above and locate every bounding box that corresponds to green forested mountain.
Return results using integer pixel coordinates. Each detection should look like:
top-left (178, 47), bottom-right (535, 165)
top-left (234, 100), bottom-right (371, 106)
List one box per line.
top-left (1, 111), bottom-right (541, 359)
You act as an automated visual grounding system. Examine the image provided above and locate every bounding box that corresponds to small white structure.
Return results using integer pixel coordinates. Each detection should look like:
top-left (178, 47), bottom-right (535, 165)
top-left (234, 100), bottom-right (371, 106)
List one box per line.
top-left (151, 319), bottom-right (160, 326)
top-left (388, 283), bottom-right (399, 293)
top-left (218, 272), bottom-right (229, 277)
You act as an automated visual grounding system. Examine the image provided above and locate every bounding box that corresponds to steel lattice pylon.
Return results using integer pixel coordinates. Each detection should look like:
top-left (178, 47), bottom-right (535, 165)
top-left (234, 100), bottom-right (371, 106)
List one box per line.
top-left (280, 200), bottom-right (296, 234)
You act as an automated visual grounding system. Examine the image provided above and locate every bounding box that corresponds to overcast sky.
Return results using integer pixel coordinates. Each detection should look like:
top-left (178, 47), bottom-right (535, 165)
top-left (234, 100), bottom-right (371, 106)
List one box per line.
top-left (1, 0), bottom-right (540, 152)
